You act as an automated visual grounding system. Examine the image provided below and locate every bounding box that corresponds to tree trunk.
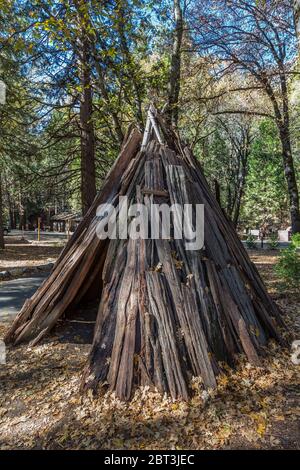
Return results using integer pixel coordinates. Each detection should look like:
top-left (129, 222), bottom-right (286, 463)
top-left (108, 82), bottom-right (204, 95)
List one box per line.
top-left (279, 72), bottom-right (300, 233)
top-left (232, 165), bottom-right (247, 228)
top-left (18, 207), bottom-right (25, 230)
top-left (226, 185), bottom-right (232, 217)
top-left (0, 175), bottom-right (5, 249)
top-left (9, 209), bottom-right (14, 229)
top-left (232, 142), bottom-right (249, 228)
top-left (9, 204), bottom-right (16, 230)
top-left (8, 196), bottom-right (16, 229)
top-left (166, 0), bottom-right (183, 128)
top-left (214, 179), bottom-right (221, 207)
top-left (265, 78), bottom-right (300, 234)
top-left (18, 212), bottom-right (25, 230)
top-left (294, 0), bottom-right (300, 46)
top-left (279, 125), bottom-right (300, 233)
top-left (80, 35), bottom-right (96, 216)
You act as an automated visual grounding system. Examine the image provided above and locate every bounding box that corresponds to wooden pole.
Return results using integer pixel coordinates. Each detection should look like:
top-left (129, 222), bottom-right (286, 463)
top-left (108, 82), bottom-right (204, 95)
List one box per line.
top-left (37, 217), bottom-right (41, 242)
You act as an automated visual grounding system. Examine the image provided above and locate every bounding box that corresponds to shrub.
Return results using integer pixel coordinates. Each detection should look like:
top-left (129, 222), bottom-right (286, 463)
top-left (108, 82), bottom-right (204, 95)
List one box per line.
top-left (291, 233), bottom-right (300, 248)
top-left (246, 233), bottom-right (256, 249)
top-left (269, 232), bottom-right (279, 250)
top-left (275, 235), bottom-right (300, 290)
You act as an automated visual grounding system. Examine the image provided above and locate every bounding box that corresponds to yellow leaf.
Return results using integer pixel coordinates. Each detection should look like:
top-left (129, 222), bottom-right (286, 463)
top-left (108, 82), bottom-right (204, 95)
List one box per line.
top-left (154, 262), bottom-right (163, 272)
top-left (218, 375), bottom-right (229, 387)
top-left (174, 259), bottom-right (183, 270)
top-left (257, 422), bottom-right (266, 437)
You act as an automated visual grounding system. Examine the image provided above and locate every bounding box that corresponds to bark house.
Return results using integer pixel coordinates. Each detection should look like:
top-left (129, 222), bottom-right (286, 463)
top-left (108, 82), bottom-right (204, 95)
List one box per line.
top-left (5, 108), bottom-right (284, 401)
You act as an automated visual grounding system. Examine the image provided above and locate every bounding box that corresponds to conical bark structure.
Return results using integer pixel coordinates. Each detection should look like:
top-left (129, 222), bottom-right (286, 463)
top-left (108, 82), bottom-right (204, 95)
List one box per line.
top-left (5, 111), bottom-right (284, 401)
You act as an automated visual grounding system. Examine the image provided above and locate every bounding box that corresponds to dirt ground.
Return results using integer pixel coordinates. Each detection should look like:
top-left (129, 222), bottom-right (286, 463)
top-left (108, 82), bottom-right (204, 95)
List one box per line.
top-left (0, 237), bottom-right (63, 270)
top-left (0, 250), bottom-right (299, 450)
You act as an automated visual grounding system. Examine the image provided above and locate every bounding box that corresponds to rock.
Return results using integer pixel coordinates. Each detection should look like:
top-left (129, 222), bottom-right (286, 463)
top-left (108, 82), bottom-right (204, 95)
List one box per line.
top-left (22, 267), bottom-right (33, 274)
top-left (36, 262), bottom-right (54, 272)
top-left (0, 271), bottom-right (10, 281)
top-left (10, 267), bottom-right (24, 277)
top-left (201, 390), bottom-right (210, 403)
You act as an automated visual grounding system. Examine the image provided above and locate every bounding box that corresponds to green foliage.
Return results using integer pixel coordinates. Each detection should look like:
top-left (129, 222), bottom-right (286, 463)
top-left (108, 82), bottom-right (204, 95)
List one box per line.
top-left (0, 0), bottom-right (299, 231)
top-left (0, 0), bottom-right (155, 219)
top-left (268, 233), bottom-right (279, 250)
top-left (246, 233), bottom-right (256, 249)
top-left (291, 233), bottom-right (300, 248)
top-left (241, 119), bottom-right (288, 229)
top-left (275, 236), bottom-right (300, 290)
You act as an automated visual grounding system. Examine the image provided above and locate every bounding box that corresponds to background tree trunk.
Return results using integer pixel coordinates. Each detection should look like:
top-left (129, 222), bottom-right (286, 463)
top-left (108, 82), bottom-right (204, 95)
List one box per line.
top-left (8, 199), bottom-right (16, 229)
top-left (232, 164), bottom-right (247, 228)
top-left (214, 179), bottom-right (221, 207)
top-left (232, 132), bottom-right (250, 228)
top-left (166, 0), bottom-right (183, 128)
top-left (295, 0), bottom-right (300, 45)
top-left (266, 79), bottom-right (300, 233)
top-left (80, 35), bottom-right (96, 216)
top-left (279, 125), bottom-right (300, 233)
top-left (226, 185), bottom-right (232, 217)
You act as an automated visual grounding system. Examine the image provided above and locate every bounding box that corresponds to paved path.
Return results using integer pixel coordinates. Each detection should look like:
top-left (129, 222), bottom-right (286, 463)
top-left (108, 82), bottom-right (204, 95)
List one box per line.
top-left (0, 275), bottom-right (47, 322)
top-left (0, 275), bottom-right (96, 344)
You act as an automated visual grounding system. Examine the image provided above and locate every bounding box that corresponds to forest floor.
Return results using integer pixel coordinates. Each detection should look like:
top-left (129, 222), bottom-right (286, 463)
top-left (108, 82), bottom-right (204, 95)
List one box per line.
top-left (0, 236), bottom-right (63, 271)
top-left (0, 250), bottom-right (299, 450)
